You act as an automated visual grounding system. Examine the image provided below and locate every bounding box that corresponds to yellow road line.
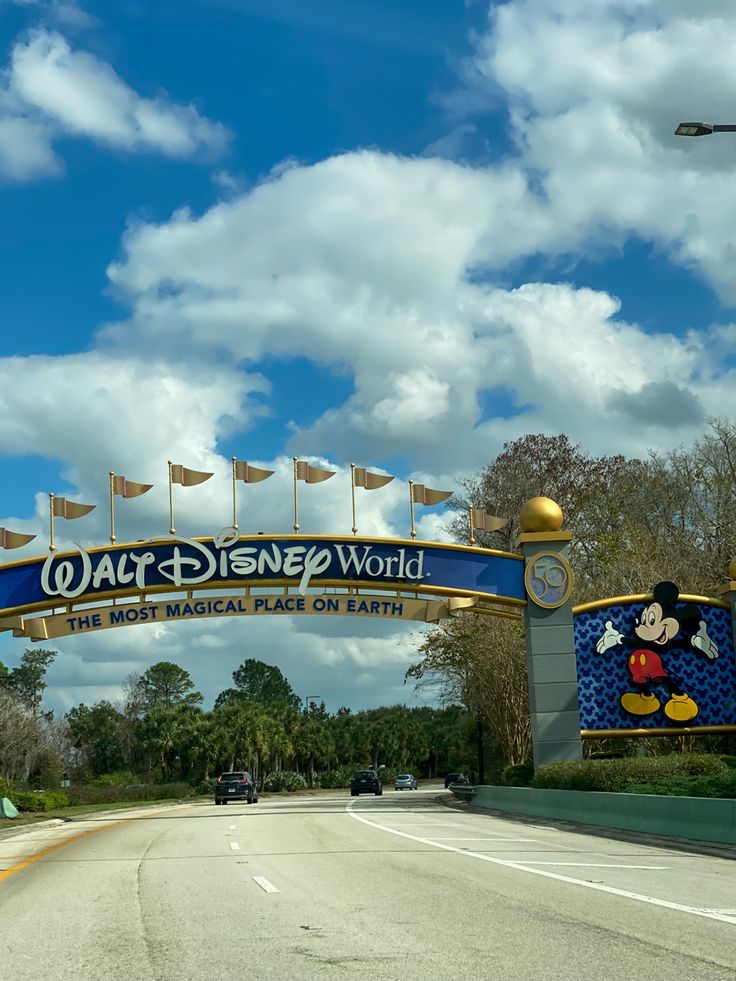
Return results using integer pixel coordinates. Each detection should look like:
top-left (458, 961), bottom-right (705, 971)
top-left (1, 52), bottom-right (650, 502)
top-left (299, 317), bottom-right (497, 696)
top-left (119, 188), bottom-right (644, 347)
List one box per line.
top-left (0, 810), bottom-right (167, 883)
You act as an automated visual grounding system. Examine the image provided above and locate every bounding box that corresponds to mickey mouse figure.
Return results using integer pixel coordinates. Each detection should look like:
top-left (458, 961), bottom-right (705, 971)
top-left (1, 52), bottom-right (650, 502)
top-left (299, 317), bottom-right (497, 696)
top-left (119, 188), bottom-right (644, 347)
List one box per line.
top-left (596, 581), bottom-right (719, 722)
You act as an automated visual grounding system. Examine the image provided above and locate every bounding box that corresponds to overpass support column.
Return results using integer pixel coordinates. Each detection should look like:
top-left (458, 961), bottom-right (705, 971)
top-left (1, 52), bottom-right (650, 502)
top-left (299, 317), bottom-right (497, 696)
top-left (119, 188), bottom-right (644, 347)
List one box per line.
top-left (518, 497), bottom-right (582, 768)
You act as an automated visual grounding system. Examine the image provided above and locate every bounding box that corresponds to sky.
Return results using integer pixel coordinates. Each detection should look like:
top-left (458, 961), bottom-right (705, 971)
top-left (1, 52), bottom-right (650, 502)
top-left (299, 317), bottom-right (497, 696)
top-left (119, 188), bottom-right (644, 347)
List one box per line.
top-left (2, 0), bottom-right (736, 716)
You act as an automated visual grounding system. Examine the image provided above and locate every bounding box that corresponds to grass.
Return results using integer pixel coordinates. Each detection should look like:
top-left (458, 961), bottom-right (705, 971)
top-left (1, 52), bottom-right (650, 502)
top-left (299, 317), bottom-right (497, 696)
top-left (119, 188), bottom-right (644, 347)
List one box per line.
top-left (0, 796), bottom-right (206, 832)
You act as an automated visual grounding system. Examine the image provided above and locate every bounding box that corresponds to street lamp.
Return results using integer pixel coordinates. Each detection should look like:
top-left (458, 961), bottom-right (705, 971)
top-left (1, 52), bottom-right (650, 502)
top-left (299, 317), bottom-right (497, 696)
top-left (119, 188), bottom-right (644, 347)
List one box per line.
top-left (305, 694), bottom-right (322, 715)
top-left (675, 121), bottom-right (736, 137)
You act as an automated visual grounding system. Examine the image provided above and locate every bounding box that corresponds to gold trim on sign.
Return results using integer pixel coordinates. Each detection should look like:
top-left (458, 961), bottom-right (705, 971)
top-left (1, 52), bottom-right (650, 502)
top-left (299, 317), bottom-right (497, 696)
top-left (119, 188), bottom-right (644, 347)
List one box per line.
top-left (574, 593), bottom-right (730, 614)
top-left (581, 725), bottom-right (736, 739)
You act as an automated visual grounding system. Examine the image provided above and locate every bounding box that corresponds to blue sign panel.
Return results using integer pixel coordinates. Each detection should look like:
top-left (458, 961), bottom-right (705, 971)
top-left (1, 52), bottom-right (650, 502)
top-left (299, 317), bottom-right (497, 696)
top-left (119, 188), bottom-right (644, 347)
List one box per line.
top-left (574, 590), bottom-right (736, 731)
top-left (0, 535), bottom-right (526, 615)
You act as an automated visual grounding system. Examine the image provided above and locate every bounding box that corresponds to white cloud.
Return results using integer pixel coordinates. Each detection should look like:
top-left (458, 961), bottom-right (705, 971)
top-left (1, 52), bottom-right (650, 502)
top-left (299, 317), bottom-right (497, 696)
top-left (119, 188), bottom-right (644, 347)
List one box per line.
top-left (0, 28), bottom-right (230, 181)
top-left (102, 147), bottom-right (736, 469)
top-left (0, 113), bottom-right (60, 179)
top-left (9, 30), bottom-right (229, 157)
top-left (467, 1), bottom-right (736, 301)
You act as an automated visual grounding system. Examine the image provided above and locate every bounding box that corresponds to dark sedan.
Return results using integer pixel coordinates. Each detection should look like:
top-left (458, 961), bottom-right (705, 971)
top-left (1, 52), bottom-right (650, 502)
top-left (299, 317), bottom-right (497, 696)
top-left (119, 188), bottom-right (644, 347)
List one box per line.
top-left (444, 772), bottom-right (469, 789)
top-left (350, 769), bottom-right (383, 796)
top-left (215, 771), bottom-right (259, 804)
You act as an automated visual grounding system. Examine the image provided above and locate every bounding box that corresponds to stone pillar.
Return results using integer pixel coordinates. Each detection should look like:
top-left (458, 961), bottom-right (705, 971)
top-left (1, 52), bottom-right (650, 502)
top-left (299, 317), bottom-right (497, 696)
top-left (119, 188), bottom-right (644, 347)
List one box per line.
top-left (518, 496), bottom-right (582, 768)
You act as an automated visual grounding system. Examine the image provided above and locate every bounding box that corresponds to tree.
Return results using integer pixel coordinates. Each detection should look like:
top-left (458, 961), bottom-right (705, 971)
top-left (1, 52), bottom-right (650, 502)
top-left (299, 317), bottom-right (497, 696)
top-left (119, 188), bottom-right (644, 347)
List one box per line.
top-left (0, 689), bottom-right (50, 782)
top-left (66, 702), bottom-right (125, 777)
top-left (407, 615), bottom-right (531, 767)
top-left (2, 648), bottom-right (57, 718)
top-left (137, 662), bottom-right (202, 709)
top-left (231, 659), bottom-right (301, 710)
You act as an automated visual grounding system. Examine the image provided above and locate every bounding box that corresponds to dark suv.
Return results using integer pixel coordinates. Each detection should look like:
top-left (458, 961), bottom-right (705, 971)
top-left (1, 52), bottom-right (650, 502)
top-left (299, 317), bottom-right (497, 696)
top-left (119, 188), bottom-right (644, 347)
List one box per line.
top-left (215, 771), bottom-right (259, 804)
top-left (350, 769), bottom-right (383, 796)
top-left (444, 772), bottom-right (469, 789)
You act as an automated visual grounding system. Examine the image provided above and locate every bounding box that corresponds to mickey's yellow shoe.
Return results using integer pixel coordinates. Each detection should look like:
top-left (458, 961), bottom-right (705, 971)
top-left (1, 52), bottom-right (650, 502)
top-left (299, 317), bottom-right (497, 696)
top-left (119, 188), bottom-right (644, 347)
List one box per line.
top-left (620, 691), bottom-right (660, 716)
top-left (664, 694), bottom-right (698, 723)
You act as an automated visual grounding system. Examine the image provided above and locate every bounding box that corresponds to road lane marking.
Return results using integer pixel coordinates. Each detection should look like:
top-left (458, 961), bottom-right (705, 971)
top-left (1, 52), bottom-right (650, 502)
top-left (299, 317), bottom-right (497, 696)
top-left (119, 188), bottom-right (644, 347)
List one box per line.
top-left (431, 837), bottom-right (538, 842)
top-left (346, 802), bottom-right (736, 926)
top-left (252, 876), bottom-right (279, 893)
top-left (229, 825), bottom-right (236, 830)
top-left (229, 842), bottom-right (240, 850)
top-left (519, 863), bottom-right (668, 869)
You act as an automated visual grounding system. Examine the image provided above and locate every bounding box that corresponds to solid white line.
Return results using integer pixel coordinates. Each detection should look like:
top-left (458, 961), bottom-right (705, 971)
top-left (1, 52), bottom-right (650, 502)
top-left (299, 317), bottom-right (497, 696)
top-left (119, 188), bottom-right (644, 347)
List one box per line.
top-left (346, 802), bottom-right (736, 926)
top-left (229, 842), bottom-right (240, 851)
top-left (431, 837), bottom-right (538, 842)
top-left (519, 863), bottom-right (668, 870)
top-left (252, 876), bottom-right (279, 893)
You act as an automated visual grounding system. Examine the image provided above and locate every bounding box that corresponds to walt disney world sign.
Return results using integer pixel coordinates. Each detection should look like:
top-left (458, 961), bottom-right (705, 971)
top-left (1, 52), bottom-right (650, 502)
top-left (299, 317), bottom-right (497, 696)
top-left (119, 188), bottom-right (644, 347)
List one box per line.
top-left (0, 533), bottom-right (527, 641)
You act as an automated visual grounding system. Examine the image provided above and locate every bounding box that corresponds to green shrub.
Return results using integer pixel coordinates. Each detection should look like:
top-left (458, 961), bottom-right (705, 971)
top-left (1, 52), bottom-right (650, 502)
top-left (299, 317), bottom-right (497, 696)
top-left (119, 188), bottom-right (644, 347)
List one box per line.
top-left (90, 771), bottom-right (140, 787)
top-left (318, 765), bottom-right (360, 789)
top-left (624, 772), bottom-right (736, 799)
top-left (263, 771), bottom-right (308, 793)
top-left (0, 777), bottom-right (11, 799)
top-left (719, 755), bottom-right (736, 771)
top-left (533, 754), bottom-right (727, 793)
top-left (10, 790), bottom-right (70, 812)
top-left (500, 763), bottom-right (534, 787)
top-left (67, 782), bottom-right (195, 805)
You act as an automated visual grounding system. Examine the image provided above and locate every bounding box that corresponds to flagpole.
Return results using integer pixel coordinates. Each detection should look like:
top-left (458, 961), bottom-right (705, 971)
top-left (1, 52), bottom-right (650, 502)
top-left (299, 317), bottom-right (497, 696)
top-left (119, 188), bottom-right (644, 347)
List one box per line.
top-left (49, 493), bottom-right (56, 553)
top-left (293, 457), bottom-right (300, 533)
top-left (408, 480), bottom-right (416, 540)
top-left (469, 506), bottom-right (475, 546)
top-left (109, 472), bottom-right (117, 545)
top-left (351, 464), bottom-right (358, 536)
top-left (231, 457), bottom-right (239, 531)
top-left (168, 460), bottom-right (175, 534)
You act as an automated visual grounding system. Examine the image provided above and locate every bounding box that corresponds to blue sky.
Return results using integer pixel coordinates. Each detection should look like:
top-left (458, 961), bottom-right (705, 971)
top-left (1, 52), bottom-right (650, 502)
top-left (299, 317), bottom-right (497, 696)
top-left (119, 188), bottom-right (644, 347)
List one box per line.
top-left (2, 0), bottom-right (736, 713)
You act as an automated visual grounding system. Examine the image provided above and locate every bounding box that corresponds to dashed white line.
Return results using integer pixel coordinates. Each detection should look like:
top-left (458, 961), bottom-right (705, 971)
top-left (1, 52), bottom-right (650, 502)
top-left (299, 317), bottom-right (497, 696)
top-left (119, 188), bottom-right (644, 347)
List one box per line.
top-left (346, 802), bottom-right (736, 926)
top-left (229, 825), bottom-right (236, 830)
top-left (252, 876), bottom-right (279, 893)
top-left (229, 842), bottom-right (240, 851)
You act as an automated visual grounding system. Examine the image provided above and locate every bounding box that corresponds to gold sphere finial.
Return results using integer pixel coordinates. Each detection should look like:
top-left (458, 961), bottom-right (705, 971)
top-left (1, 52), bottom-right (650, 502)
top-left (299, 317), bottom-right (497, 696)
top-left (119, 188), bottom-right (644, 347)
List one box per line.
top-left (729, 556), bottom-right (736, 582)
top-left (519, 496), bottom-right (564, 533)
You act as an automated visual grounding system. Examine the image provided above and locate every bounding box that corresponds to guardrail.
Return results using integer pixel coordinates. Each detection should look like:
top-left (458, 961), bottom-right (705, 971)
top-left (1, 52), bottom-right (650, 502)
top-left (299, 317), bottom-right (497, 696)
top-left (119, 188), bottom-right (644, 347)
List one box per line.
top-left (448, 783), bottom-right (476, 802)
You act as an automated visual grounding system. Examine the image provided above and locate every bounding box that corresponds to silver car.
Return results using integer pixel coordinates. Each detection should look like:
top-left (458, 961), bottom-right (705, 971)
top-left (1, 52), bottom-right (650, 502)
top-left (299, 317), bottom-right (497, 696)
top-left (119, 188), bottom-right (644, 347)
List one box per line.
top-left (394, 773), bottom-right (417, 790)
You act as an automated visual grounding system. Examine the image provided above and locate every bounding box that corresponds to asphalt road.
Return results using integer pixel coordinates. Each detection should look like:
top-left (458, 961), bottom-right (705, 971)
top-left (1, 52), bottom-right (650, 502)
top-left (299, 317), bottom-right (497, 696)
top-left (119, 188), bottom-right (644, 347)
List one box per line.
top-left (1, 790), bottom-right (735, 981)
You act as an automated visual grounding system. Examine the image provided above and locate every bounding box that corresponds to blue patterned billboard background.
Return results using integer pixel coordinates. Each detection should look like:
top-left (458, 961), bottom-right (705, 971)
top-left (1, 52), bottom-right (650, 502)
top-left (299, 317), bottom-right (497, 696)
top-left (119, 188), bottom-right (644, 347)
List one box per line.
top-left (574, 600), bottom-right (736, 730)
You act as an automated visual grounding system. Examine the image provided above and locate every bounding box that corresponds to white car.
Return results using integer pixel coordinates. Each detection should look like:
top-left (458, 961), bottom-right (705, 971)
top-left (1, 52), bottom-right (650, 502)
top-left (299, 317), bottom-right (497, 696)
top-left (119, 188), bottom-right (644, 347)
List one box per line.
top-left (394, 773), bottom-right (417, 790)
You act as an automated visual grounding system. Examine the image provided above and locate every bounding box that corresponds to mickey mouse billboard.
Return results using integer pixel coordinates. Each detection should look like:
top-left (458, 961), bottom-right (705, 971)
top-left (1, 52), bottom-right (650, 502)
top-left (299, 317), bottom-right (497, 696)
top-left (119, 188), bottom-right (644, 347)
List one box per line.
top-left (574, 582), bottom-right (736, 733)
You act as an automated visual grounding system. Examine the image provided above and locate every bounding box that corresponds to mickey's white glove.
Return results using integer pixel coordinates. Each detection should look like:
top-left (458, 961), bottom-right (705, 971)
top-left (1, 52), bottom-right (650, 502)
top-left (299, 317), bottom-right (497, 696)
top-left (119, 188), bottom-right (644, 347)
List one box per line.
top-left (596, 620), bottom-right (623, 653)
top-left (692, 620), bottom-right (719, 659)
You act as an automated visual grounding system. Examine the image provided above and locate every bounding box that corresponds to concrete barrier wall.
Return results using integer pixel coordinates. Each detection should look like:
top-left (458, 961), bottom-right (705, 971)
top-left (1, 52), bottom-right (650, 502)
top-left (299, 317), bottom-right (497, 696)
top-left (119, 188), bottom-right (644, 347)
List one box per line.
top-left (472, 785), bottom-right (736, 845)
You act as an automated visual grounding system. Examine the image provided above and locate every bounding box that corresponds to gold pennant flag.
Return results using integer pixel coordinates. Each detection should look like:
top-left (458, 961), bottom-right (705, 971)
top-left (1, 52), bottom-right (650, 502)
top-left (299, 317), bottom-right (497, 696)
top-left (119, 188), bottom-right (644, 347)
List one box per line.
top-left (112, 475), bottom-right (153, 499)
top-left (411, 483), bottom-right (452, 506)
top-left (52, 497), bottom-right (96, 519)
top-left (474, 509), bottom-right (509, 532)
top-left (353, 467), bottom-right (394, 490)
top-left (295, 460), bottom-right (335, 484)
top-left (234, 460), bottom-right (275, 483)
top-left (170, 464), bottom-right (213, 487)
top-left (0, 528), bottom-right (36, 549)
